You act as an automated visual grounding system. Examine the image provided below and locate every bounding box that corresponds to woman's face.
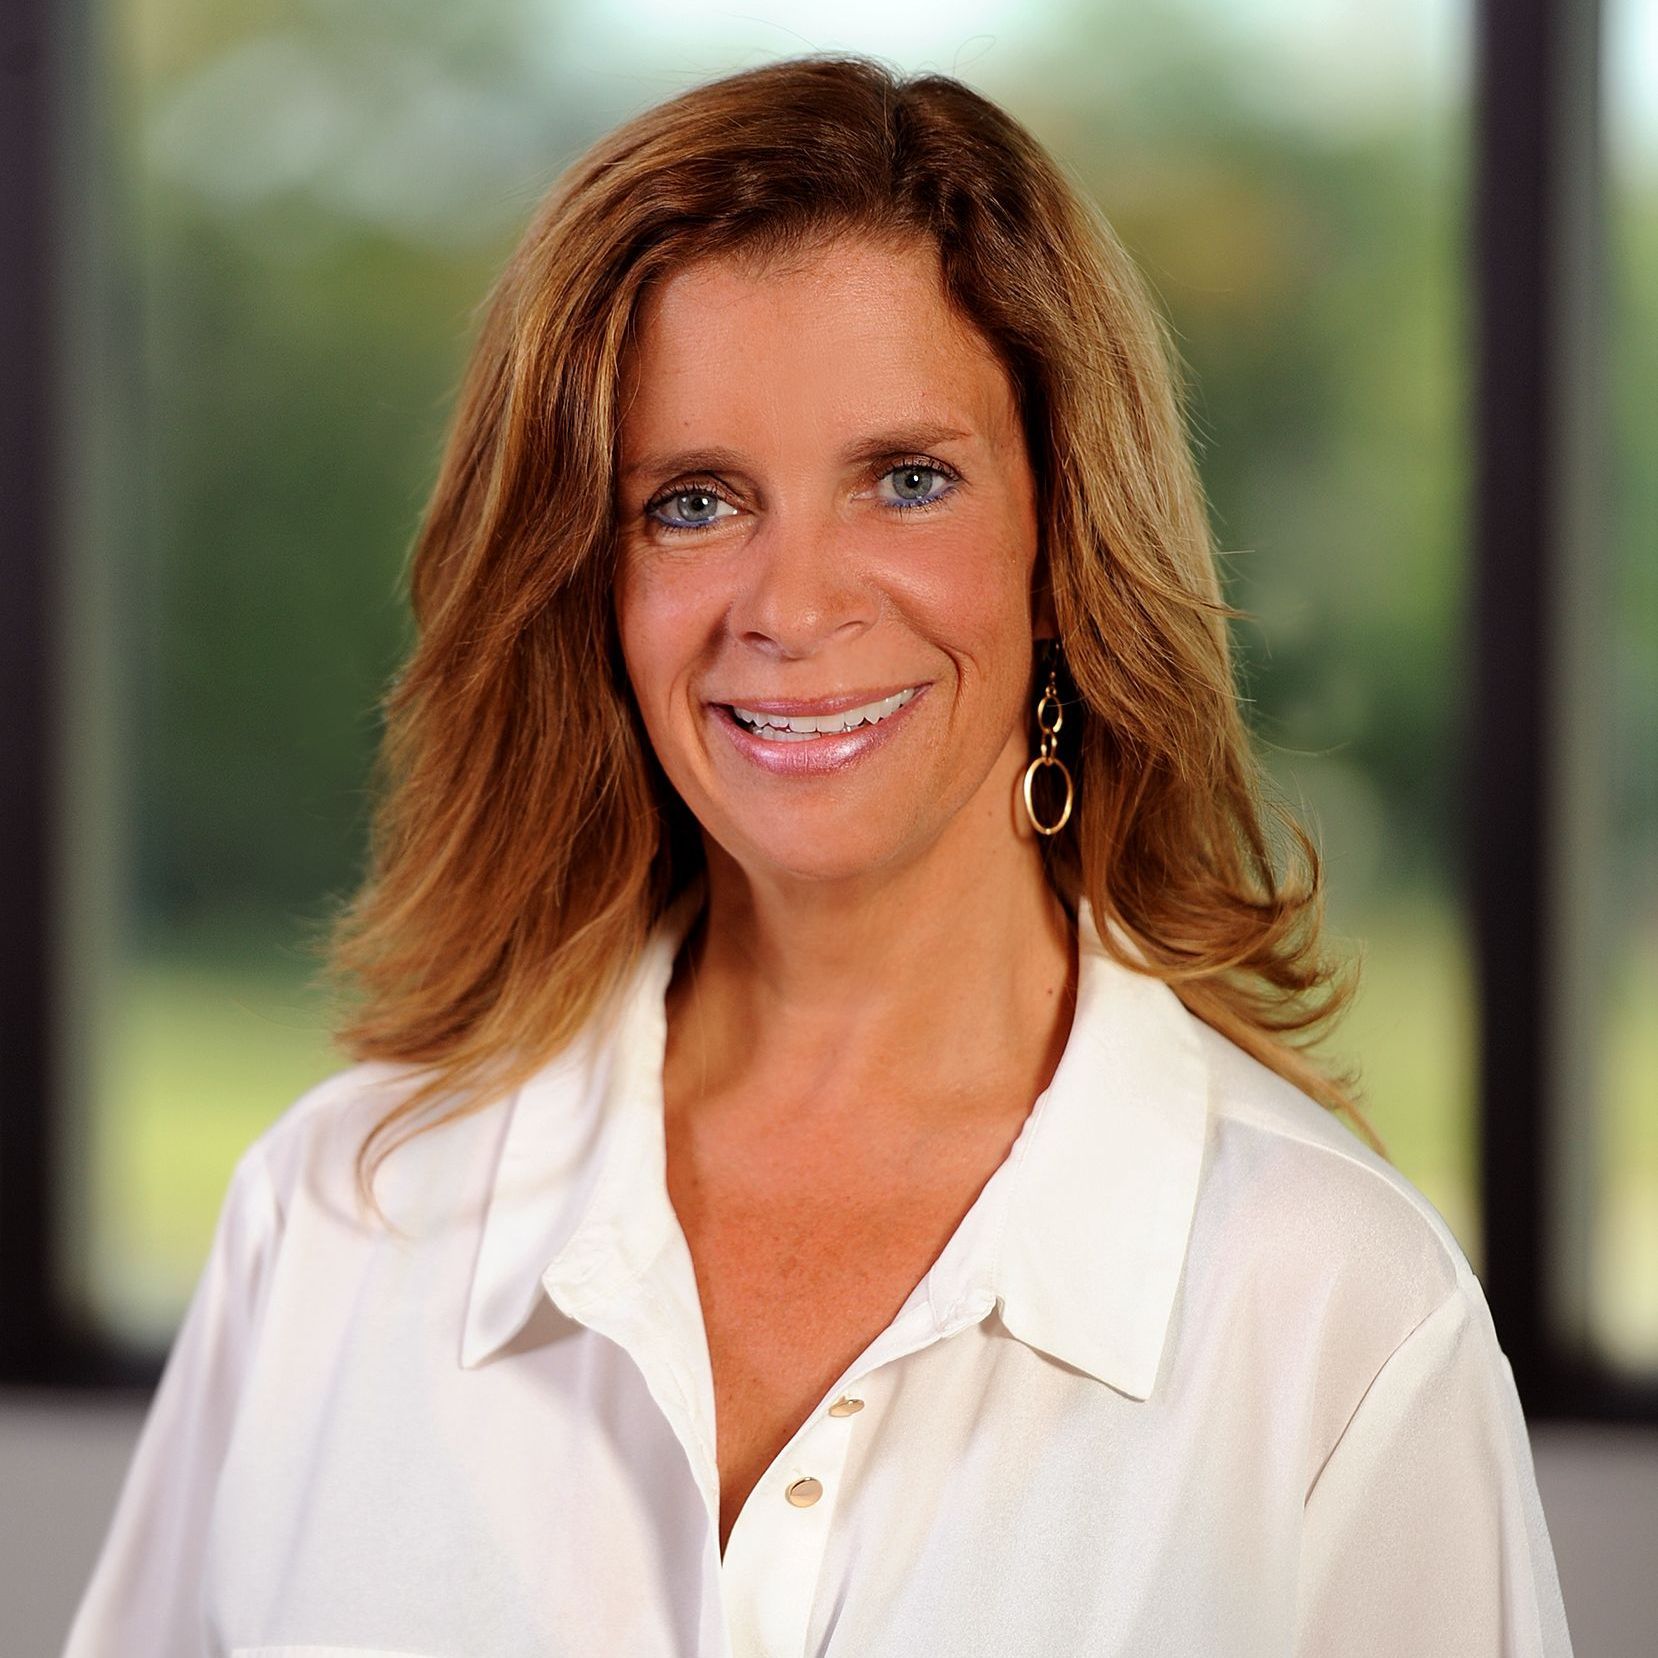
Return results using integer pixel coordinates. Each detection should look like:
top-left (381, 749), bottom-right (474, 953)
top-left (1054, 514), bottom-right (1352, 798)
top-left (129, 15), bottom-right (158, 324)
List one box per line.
top-left (614, 232), bottom-right (1045, 887)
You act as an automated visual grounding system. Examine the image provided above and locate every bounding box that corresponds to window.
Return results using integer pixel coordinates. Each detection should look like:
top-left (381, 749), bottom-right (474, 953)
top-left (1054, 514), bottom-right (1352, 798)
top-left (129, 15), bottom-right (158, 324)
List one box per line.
top-left (1595, 0), bottom-right (1658, 1375)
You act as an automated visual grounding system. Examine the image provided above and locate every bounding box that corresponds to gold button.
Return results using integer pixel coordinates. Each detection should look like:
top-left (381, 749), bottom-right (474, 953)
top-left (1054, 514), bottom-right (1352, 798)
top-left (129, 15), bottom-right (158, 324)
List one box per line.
top-left (785, 1476), bottom-right (823, 1507)
top-left (827, 1396), bottom-right (865, 1417)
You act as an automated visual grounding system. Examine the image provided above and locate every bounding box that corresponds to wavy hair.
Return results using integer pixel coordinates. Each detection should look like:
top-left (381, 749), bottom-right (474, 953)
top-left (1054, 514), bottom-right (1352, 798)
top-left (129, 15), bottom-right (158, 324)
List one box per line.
top-left (312, 53), bottom-right (1385, 1225)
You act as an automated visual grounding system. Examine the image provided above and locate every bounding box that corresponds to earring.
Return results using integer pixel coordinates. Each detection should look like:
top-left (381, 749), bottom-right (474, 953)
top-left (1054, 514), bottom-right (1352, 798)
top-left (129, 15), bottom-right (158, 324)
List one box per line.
top-left (1022, 641), bottom-right (1074, 836)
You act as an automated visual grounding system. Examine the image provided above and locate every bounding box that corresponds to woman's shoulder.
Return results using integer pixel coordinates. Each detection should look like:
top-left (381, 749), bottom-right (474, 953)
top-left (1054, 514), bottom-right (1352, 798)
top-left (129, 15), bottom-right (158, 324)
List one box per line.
top-left (1182, 1016), bottom-right (1480, 1378)
top-left (233, 1056), bottom-right (518, 1236)
top-left (1175, 1019), bottom-right (1559, 1562)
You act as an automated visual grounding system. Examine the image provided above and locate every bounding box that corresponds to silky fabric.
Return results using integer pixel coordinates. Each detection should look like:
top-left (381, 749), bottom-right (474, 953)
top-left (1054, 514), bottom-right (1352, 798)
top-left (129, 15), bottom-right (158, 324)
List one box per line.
top-left (63, 879), bottom-right (1574, 1656)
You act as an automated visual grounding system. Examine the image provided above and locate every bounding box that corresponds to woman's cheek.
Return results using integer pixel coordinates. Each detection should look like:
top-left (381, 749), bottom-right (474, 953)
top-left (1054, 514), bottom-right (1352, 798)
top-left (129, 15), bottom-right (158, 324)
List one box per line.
top-left (879, 539), bottom-right (1030, 657)
top-left (617, 556), bottom-right (706, 699)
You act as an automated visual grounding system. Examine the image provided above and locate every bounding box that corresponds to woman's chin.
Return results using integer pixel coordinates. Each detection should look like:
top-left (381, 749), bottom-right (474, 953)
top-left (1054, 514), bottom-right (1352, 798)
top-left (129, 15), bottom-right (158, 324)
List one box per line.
top-left (711, 811), bottom-right (926, 889)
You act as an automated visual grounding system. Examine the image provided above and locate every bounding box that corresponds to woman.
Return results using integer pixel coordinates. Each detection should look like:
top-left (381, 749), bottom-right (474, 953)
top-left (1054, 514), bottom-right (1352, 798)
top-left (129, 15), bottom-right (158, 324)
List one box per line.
top-left (65, 54), bottom-right (1573, 1658)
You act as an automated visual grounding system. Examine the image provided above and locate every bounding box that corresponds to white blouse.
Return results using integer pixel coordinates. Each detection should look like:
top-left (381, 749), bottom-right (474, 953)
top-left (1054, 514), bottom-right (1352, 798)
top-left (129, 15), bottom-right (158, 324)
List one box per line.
top-left (63, 883), bottom-right (1575, 1658)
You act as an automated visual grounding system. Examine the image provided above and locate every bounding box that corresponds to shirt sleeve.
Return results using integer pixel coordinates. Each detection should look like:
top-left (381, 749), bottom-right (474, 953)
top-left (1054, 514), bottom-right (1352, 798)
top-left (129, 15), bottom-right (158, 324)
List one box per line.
top-left (61, 1137), bottom-right (284, 1658)
top-left (1291, 1274), bottom-right (1575, 1657)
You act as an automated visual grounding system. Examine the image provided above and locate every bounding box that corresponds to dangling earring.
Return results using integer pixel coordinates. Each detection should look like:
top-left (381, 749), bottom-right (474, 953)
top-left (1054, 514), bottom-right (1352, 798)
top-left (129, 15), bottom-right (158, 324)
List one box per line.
top-left (1022, 639), bottom-right (1074, 836)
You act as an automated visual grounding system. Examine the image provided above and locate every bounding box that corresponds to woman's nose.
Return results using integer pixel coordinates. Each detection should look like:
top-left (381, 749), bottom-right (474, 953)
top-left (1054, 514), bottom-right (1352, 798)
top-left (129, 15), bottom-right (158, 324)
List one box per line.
top-left (726, 514), bottom-right (879, 660)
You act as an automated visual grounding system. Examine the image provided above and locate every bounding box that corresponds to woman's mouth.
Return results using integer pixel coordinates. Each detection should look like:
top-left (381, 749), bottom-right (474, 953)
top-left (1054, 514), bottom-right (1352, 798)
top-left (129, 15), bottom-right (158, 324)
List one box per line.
top-left (708, 684), bottom-right (928, 775)
top-left (727, 685), bottom-right (919, 740)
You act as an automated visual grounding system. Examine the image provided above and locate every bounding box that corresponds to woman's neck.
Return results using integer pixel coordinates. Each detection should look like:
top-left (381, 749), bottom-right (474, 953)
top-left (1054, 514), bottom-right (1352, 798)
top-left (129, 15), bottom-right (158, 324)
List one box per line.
top-left (666, 820), bottom-right (1077, 1138)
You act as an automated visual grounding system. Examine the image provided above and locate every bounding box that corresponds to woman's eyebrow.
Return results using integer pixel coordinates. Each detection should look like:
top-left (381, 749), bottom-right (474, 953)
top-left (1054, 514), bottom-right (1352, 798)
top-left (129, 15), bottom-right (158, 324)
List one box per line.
top-left (619, 424), bottom-right (976, 482)
top-left (838, 423), bottom-right (976, 464)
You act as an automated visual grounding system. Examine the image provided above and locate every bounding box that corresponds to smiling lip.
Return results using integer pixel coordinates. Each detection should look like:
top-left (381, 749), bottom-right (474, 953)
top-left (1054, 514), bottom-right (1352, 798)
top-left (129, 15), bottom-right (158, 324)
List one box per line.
top-left (708, 684), bottom-right (925, 717)
top-left (709, 683), bottom-right (929, 776)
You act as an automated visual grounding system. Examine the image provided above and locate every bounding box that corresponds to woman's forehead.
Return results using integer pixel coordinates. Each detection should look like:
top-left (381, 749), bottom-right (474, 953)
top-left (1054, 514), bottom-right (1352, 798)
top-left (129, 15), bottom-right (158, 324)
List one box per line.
top-left (631, 236), bottom-right (939, 350)
top-left (618, 235), bottom-right (1018, 457)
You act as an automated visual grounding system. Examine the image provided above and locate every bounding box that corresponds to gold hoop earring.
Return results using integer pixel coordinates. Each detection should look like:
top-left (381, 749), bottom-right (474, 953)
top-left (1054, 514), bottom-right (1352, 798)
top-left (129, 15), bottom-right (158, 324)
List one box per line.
top-left (1022, 646), bottom-right (1074, 836)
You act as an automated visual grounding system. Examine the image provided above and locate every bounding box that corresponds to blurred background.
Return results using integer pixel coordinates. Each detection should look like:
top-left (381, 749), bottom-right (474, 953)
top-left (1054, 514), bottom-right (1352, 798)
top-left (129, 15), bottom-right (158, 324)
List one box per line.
top-left (2, 0), bottom-right (1653, 1651)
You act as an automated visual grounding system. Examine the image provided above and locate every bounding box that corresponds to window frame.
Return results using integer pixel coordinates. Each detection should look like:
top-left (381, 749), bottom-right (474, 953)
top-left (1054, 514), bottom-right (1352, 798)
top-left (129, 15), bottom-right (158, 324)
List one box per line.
top-left (1471, 0), bottom-right (1656, 1421)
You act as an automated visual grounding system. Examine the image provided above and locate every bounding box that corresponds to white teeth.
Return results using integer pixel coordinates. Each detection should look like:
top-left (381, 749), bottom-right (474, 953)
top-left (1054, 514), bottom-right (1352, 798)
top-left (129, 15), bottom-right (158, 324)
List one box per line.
top-left (730, 685), bottom-right (918, 739)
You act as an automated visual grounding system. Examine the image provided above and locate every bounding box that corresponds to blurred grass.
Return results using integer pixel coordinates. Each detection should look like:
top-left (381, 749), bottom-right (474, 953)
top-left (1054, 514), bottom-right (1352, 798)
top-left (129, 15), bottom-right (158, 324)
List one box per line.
top-left (95, 936), bottom-right (345, 1342)
top-left (1597, 921), bottom-right (1658, 1371)
top-left (1326, 895), bottom-right (1478, 1259)
top-left (94, 899), bottom-right (1655, 1362)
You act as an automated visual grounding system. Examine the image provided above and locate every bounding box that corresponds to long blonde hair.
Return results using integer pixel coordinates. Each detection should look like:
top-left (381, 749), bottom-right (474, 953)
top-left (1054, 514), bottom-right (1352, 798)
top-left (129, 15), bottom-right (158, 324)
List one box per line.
top-left (311, 53), bottom-right (1384, 1225)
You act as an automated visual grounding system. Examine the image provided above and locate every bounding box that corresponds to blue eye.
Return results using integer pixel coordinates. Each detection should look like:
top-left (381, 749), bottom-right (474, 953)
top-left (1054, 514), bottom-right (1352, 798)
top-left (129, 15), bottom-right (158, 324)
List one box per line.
top-left (646, 487), bottom-right (738, 533)
top-left (878, 462), bottom-right (957, 510)
top-left (643, 459), bottom-right (958, 535)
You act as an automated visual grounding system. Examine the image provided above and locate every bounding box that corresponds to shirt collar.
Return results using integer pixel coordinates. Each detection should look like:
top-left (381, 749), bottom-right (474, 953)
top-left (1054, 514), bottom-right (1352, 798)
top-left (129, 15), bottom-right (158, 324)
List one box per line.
top-left (460, 877), bottom-right (1211, 1402)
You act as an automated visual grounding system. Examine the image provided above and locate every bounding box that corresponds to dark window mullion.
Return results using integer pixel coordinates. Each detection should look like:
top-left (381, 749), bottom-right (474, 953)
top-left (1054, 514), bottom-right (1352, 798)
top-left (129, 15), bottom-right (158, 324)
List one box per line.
top-left (0, 0), bottom-right (70, 1387)
top-left (1, 0), bottom-right (156, 1393)
top-left (1472, 0), bottom-right (1654, 1420)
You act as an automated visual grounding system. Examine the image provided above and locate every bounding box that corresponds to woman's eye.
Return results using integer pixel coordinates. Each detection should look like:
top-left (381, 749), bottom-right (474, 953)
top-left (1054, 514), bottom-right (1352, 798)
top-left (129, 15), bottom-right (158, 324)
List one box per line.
top-left (647, 487), bottom-right (737, 532)
top-left (878, 462), bottom-right (956, 510)
top-left (644, 463), bottom-right (955, 531)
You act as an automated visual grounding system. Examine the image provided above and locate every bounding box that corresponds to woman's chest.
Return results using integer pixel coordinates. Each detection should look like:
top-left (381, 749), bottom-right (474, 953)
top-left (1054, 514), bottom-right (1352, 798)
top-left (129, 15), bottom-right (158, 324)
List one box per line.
top-left (666, 1167), bottom-right (994, 1551)
top-left (208, 1281), bottom-right (1301, 1658)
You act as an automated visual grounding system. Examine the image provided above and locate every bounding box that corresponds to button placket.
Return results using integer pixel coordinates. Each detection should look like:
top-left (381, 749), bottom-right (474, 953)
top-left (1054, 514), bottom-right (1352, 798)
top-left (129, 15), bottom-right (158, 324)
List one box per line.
top-left (777, 1395), bottom-right (863, 1514)
top-left (721, 1388), bottom-right (865, 1658)
top-left (777, 1392), bottom-right (859, 1519)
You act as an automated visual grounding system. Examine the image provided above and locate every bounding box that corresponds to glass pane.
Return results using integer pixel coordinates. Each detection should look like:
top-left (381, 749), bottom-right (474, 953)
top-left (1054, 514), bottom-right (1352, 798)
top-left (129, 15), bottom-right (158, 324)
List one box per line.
top-left (93, 0), bottom-right (1475, 1341)
top-left (1591, 0), bottom-right (1658, 1374)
